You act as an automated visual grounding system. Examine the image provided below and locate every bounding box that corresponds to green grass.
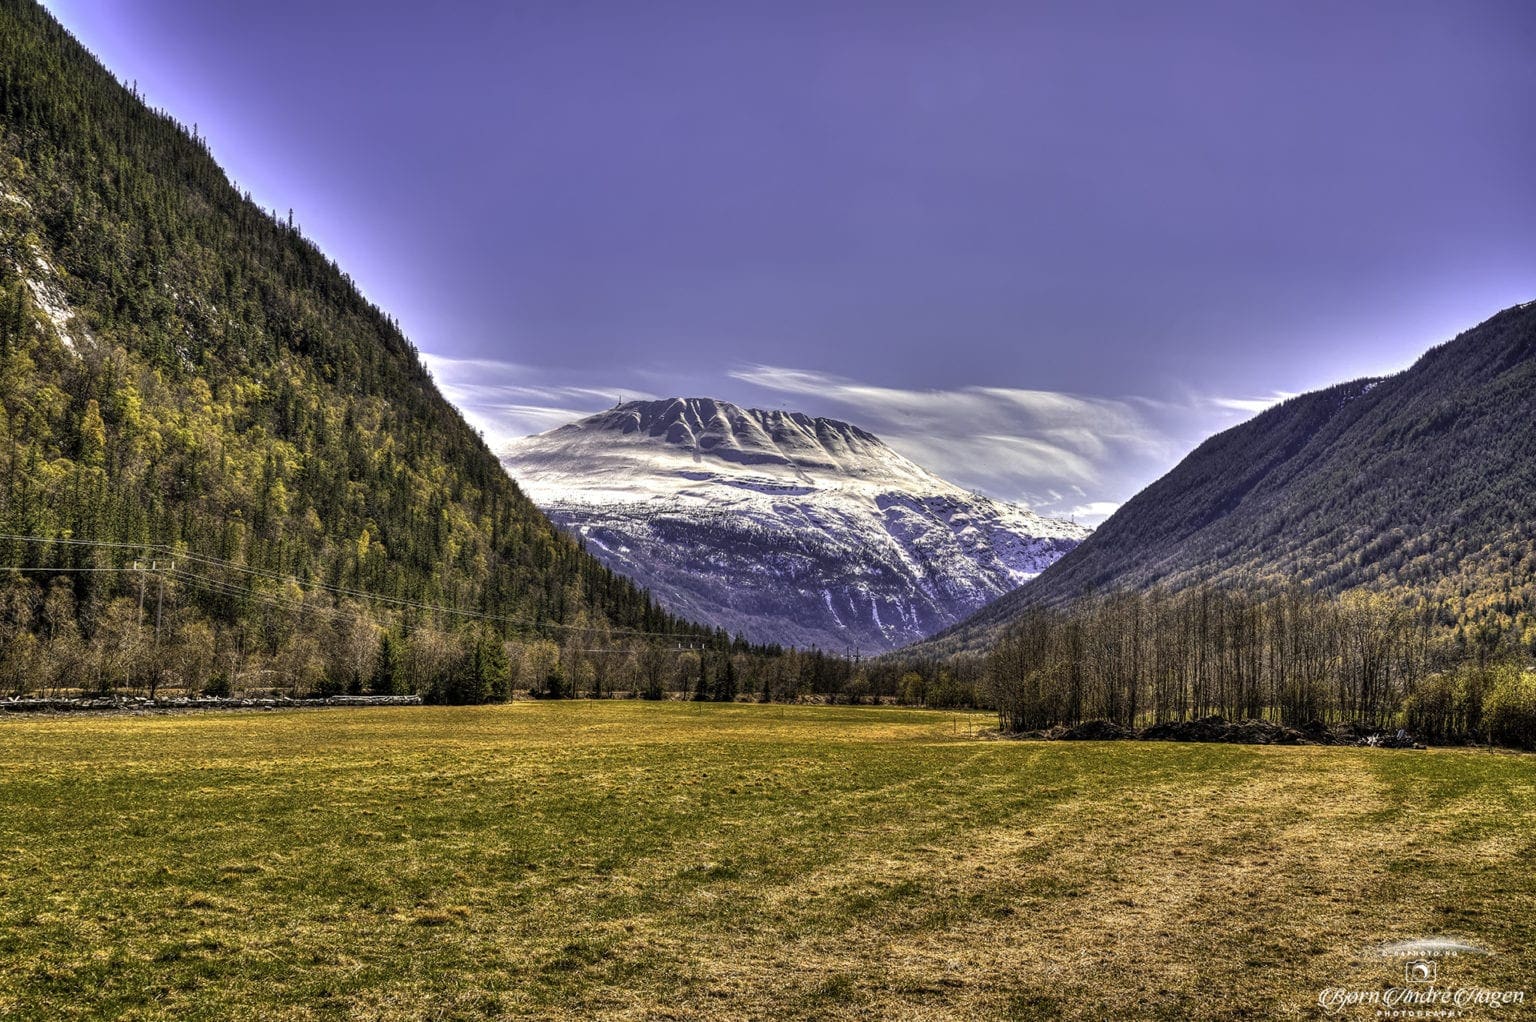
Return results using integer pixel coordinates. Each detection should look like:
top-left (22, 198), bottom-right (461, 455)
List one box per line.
top-left (0, 702), bottom-right (1532, 1020)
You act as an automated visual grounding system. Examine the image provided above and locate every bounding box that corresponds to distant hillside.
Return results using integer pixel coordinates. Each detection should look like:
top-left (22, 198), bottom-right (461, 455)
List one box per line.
top-left (502, 397), bottom-right (1086, 652)
top-left (0, 0), bottom-right (711, 695)
top-left (922, 300), bottom-right (1536, 653)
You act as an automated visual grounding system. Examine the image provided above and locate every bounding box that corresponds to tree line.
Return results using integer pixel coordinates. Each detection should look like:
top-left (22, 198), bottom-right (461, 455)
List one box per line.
top-left (6, 542), bottom-right (1534, 751)
top-left (0, 556), bottom-right (867, 705)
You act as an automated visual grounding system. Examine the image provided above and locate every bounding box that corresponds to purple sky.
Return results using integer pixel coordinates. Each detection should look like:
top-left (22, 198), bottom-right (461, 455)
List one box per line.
top-left (44, 0), bottom-right (1536, 523)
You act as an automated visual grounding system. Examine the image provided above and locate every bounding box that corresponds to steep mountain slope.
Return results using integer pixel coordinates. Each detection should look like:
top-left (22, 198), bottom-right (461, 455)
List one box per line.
top-left (924, 300), bottom-right (1536, 652)
top-left (501, 398), bottom-right (1087, 652)
top-left (0, 0), bottom-right (708, 687)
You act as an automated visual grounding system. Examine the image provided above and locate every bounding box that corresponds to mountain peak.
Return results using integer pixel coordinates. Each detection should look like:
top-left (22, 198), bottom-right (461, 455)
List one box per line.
top-left (543, 396), bottom-right (921, 483)
top-left (501, 399), bottom-right (1087, 652)
top-left (581, 396), bottom-right (878, 452)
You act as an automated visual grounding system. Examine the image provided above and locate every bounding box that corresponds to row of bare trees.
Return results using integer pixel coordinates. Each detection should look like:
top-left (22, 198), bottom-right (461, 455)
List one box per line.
top-left (978, 585), bottom-right (1535, 743)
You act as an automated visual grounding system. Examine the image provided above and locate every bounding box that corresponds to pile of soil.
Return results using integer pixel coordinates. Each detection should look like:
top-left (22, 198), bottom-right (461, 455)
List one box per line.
top-left (1142, 716), bottom-right (1311, 745)
top-left (1052, 719), bottom-right (1137, 741)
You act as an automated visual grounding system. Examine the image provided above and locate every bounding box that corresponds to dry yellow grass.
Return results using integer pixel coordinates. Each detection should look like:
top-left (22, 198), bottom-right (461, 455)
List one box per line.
top-left (0, 701), bottom-right (1531, 1020)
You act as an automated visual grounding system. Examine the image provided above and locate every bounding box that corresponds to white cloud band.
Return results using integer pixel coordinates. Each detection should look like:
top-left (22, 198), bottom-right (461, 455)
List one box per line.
top-left (422, 353), bottom-right (1272, 527)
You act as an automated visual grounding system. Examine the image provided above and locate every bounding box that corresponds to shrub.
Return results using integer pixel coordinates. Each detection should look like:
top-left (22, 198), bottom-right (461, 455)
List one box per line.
top-left (840, 677), bottom-right (871, 705)
top-left (927, 670), bottom-right (976, 710)
top-left (311, 676), bottom-right (346, 699)
top-left (897, 672), bottom-right (925, 706)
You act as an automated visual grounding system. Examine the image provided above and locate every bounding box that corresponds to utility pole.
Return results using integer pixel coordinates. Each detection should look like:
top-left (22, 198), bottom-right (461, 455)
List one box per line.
top-left (152, 560), bottom-right (173, 697)
top-left (155, 564), bottom-right (164, 649)
top-left (135, 560), bottom-right (147, 693)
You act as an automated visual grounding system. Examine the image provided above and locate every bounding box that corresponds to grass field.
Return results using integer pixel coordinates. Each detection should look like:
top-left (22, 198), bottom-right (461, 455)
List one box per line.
top-left (0, 702), bottom-right (1532, 1020)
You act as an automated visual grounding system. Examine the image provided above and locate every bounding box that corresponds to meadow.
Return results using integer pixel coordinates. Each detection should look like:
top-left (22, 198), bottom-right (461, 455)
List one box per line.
top-left (0, 702), bottom-right (1531, 1020)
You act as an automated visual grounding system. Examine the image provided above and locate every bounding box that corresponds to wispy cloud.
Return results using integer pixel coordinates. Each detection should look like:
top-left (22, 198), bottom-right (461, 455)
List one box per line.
top-left (727, 364), bottom-right (1193, 523)
top-left (422, 353), bottom-right (1275, 528)
top-left (1209, 391), bottom-right (1297, 415)
top-left (1068, 501), bottom-right (1122, 522)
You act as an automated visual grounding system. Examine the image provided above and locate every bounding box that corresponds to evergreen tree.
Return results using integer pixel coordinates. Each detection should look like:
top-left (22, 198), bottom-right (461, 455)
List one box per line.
top-left (77, 399), bottom-right (106, 468)
top-left (716, 654), bottom-right (737, 702)
top-left (475, 631), bottom-right (511, 702)
top-left (372, 630), bottom-right (403, 695)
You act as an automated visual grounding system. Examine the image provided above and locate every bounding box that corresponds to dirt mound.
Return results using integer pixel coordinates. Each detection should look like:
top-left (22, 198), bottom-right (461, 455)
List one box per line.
top-left (1140, 716), bottom-right (1308, 745)
top-left (1054, 719), bottom-right (1136, 741)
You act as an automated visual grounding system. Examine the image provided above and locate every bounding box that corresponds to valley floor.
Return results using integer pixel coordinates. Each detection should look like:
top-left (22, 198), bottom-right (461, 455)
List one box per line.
top-left (0, 703), bottom-right (1531, 1020)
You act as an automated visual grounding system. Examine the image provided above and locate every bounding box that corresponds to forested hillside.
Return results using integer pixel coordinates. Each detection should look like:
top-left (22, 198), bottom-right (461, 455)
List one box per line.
top-left (0, 0), bottom-right (728, 697)
top-left (924, 300), bottom-right (1536, 655)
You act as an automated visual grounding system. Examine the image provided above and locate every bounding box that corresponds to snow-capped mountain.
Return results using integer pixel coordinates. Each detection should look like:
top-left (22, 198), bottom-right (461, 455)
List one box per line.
top-left (500, 398), bottom-right (1088, 652)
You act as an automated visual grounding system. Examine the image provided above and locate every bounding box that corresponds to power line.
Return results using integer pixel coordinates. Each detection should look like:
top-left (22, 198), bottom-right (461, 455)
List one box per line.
top-left (169, 568), bottom-right (347, 621)
top-left (0, 533), bottom-right (154, 555)
top-left (0, 566), bottom-right (143, 573)
top-left (165, 549), bottom-right (703, 639)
